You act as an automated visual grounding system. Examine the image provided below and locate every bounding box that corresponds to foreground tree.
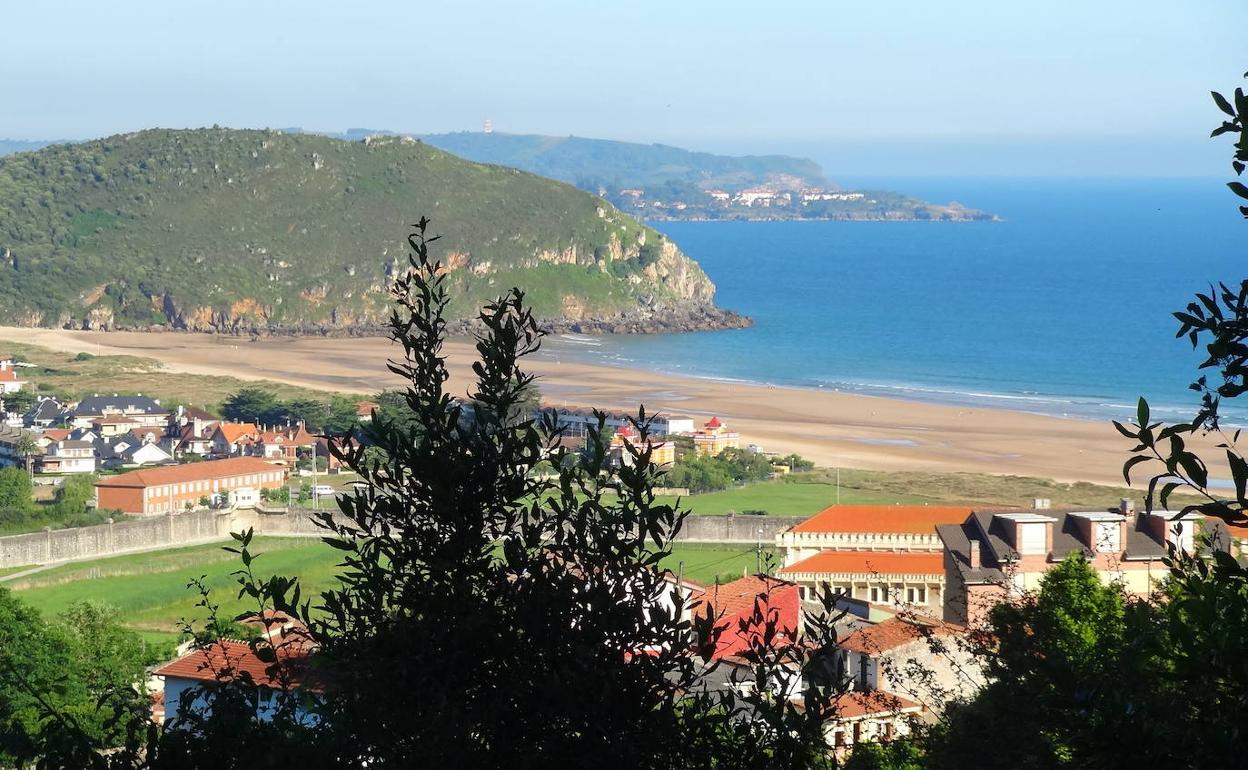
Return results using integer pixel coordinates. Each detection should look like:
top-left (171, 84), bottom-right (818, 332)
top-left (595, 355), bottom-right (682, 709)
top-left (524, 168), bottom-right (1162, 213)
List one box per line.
top-left (5, 219), bottom-right (840, 770)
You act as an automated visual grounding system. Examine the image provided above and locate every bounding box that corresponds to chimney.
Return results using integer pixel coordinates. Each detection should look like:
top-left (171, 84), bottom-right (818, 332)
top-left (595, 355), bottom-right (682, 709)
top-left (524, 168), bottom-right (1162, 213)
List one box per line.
top-left (968, 539), bottom-right (980, 569)
top-left (1119, 498), bottom-right (1135, 516)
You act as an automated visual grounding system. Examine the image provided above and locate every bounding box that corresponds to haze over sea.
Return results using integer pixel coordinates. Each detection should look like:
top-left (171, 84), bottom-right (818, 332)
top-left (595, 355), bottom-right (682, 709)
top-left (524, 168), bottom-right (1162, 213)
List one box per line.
top-left (543, 177), bottom-right (1246, 425)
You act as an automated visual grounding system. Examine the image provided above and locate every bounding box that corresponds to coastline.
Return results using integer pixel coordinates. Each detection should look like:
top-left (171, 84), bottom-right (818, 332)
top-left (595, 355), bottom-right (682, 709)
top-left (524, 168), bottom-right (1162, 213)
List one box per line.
top-left (0, 326), bottom-right (1195, 488)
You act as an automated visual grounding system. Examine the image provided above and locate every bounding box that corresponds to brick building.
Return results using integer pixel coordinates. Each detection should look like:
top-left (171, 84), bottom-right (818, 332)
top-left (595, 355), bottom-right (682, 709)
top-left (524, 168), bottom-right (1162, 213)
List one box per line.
top-left (95, 456), bottom-right (286, 515)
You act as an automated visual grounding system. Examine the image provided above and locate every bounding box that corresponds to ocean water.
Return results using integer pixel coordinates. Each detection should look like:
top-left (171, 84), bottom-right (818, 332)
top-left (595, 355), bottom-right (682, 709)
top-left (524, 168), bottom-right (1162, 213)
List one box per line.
top-left (541, 177), bottom-right (1248, 424)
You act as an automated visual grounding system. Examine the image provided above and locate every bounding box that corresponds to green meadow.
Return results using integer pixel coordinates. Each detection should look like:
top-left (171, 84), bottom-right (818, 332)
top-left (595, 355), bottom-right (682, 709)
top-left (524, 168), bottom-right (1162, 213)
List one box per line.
top-left (3, 537), bottom-right (772, 654)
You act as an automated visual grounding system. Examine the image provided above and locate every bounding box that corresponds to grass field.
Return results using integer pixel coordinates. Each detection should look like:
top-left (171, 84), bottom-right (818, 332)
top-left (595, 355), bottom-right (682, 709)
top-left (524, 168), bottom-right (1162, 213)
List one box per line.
top-left (4, 537), bottom-right (771, 654)
top-left (668, 467), bottom-right (1146, 517)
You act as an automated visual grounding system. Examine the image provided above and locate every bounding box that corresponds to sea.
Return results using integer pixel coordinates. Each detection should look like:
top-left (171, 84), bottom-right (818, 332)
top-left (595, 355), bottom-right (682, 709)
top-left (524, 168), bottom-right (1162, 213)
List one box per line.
top-left (541, 177), bottom-right (1248, 425)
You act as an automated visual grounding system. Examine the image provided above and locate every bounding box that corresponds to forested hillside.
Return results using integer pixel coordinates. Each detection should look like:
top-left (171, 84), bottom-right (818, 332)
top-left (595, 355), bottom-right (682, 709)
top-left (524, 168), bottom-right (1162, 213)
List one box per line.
top-left (0, 128), bottom-right (736, 333)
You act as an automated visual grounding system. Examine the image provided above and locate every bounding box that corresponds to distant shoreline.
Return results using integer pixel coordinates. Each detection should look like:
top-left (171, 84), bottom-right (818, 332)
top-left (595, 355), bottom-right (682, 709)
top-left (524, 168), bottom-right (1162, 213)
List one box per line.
top-left (0, 326), bottom-right (1210, 488)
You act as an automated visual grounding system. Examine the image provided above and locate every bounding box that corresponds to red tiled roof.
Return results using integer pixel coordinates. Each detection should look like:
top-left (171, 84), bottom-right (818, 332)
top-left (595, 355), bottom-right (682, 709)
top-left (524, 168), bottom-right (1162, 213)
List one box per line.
top-left (837, 617), bottom-right (956, 655)
top-left (704, 416), bottom-right (722, 429)
top-left (694, 575), bottom-right (796, 618)
top-left (355, 400), bottom-right (379, 417)
top-left (95, 456), bottom-right (283, 489)
top-left (41, 428), bottom-right (71, 442)
top-left (155, 639), bottom-right (312, 689)
top-left (778, 551), bottom-right (945, 577)
top-left (791, 504), bottom-right (972, 535)
top-left (215, 422), bottom-right (259, 444)
top-left (0, 370), bottom-right (20, 382)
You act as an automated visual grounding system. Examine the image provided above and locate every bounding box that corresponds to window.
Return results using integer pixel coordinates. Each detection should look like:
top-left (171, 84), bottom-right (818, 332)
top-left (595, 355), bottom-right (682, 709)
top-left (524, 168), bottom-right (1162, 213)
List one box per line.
top-left (906, 586), bottom-right (927, 604)
top-left (869, 584), bottom-right (888, 603)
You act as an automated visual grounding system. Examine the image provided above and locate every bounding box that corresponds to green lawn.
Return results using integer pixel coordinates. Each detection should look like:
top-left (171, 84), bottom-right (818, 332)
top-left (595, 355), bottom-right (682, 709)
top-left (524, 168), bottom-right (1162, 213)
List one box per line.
top-left (663, 479), bottom-right (929, 517)
top-left (5, 537), bottom-right (769, 654)
top-left (665, 467), bottom-right (1149, 517)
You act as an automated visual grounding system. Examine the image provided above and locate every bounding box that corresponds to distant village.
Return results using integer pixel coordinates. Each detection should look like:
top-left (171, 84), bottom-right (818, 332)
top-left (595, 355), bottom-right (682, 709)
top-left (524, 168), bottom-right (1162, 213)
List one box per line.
top-left (613, 185), bottom-right (871, 213)
top-left (0, 354), bottom-right (1237, 757)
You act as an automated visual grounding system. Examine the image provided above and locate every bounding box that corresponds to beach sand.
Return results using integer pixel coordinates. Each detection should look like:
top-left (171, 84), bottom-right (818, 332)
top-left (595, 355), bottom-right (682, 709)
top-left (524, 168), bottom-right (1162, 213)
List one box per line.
top-left (0, 327), bottom-right (1182, 487)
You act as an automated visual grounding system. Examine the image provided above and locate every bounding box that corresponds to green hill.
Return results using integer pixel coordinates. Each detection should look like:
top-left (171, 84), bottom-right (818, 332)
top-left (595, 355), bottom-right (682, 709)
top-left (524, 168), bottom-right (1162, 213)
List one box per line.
top-left (419, 132), bottom-right (827, 193)
top-left (0, 128), bottom-right (738, 333)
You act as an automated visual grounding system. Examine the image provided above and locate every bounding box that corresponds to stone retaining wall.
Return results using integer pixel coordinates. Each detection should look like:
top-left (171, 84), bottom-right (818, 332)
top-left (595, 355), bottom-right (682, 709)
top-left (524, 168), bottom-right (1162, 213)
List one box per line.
top-left (0, 509), bottom-right (808, 569)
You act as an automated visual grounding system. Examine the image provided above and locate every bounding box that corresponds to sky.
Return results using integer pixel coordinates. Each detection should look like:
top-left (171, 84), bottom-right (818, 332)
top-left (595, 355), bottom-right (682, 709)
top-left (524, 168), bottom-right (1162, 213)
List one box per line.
top-left (3, 0), bottom-right (1245, 176)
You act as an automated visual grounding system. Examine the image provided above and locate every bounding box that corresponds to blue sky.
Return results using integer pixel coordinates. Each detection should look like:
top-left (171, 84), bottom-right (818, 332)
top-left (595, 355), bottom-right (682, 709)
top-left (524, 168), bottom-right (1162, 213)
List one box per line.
top-left (3, 0), bottom-right (1244, 175)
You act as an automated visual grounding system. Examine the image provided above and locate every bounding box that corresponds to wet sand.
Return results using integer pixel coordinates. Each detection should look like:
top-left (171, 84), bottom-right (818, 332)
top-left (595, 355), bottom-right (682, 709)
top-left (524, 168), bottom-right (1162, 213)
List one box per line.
top-left (0, 327), bottom-right (1168, 486)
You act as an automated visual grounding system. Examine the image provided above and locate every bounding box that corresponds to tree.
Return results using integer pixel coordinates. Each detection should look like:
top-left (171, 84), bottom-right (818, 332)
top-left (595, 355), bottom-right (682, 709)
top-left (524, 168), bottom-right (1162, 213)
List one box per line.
top-left (0, 467), bottom-right (33, 512)
top-left (52, 474), bottom-right (96, 518)
top-left (201, 220), bottom-right (845, 769)
top-left (1, 389), bottom-right (36, 416)
top-left (0, 591), bottom-right (150, 768)
top-left (11, 433), bottom-right (38, 479)
top-left (221, 387), bottom-right (278, 424)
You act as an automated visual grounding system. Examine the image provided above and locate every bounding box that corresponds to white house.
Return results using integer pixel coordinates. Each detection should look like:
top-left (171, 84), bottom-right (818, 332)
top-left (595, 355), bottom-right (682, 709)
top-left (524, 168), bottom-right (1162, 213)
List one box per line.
top-left (41, 439), bottom-right (96, 474)
top-left (156, 638), bottom-right (317, 727)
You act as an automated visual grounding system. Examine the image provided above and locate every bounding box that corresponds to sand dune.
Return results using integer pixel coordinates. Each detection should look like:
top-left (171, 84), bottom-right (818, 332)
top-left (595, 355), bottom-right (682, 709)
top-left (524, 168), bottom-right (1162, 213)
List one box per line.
top-left (0, 326), bottom-right (1187, 487)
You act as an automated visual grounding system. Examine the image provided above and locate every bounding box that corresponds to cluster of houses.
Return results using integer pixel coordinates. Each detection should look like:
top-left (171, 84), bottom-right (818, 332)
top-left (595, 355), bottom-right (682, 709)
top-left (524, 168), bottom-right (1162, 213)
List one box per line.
top-left (0, 387), bottom-right (348, 516)
top-left (614, 186), bottom-right (873, 211)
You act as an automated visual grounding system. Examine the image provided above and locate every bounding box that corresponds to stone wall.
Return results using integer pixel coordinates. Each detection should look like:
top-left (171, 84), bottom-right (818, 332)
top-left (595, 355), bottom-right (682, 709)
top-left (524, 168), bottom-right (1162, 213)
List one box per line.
top-left (0, 509), bottom-right (809, 570)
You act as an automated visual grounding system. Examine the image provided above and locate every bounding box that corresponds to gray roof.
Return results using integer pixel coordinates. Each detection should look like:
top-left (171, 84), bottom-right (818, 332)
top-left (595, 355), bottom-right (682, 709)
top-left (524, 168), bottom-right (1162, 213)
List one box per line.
top-left (73, 395), bottom-right (165, 416)
top-left (937, 508), bottom-right (1230, 586)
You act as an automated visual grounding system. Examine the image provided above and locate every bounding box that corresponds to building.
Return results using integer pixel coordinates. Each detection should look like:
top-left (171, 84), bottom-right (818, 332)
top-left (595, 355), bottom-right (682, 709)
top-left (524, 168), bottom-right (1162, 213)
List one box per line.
top-left (38, 439), bottom-right (96, 474)
top-left (692, 575), bottom-right (800, 660)
top-left (94, 456), bottom-right (287, 515)
top-left (23, 397), bottom-right (67, 429)
top-left (692, 416), bottom-right (739, 456)
top-left (156, 636), bottom-right (315, 727)
top-left (210, 422), bottom-right (261, 456)
top-left (779, 551), bottom-right (947, 614)
top-left (0, 358), bottom-right (26, 394)
top-left (774, 505), bottom-right (972, 614)
top-left (0, 425), bottom-right (36, 469)
top-left (607, 423), bottom-right (675, 467)
top-left (935, 501), bottom-right (1229, 626)
top-left (71, 394), bottom-right (168, 428)
top-left (542, 406), bottom-right (693, 439)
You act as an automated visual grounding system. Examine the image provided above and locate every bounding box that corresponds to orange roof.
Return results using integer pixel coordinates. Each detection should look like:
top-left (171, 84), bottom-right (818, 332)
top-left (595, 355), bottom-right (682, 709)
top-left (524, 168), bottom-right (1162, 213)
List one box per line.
top-left (0, 370), bottom-right (20, 382)
top-left (704, 416), bottom-right (722, 429)
top-left (837, 617), bottom-right (957, 655)
top-left (215, 422), bottom-right (259, 444)
top-left (155, 639), bottom-right (312, 689)
top-left (96, 456), bottom-right (283, 489)
top-left (778, 551), bottom-right (945, 577)
top-left (41, 428), bottom-right (71, 441)
top-left (790, 504), bottom-right (972, 535)
top-left (694, 575), bottom-right (796, 619)
top-left (355, 400), bottom-right (379, 416)
top-left (831, 690), bottom-right (922, 718)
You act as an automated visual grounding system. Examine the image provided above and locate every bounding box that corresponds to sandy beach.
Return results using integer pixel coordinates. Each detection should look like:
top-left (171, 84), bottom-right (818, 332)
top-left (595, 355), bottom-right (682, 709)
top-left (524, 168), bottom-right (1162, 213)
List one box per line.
top-left (0, 326), bottom-right (1181, 487)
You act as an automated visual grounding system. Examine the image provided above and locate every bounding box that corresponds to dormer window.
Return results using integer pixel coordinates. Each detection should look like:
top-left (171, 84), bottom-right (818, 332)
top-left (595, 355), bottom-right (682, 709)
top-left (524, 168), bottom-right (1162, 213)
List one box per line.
top-left (996, 513), bottom-right (1058, 556)
top-left (1069, 511), bottom-right (1126, 553)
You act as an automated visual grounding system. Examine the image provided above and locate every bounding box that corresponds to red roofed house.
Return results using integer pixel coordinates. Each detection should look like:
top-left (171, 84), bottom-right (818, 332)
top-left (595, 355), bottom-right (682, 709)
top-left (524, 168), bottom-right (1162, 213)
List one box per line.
top-left (94, 456), bottom-right (286, 515)
top-left (693, 574), bottom-right (800, 659)
top-left (692, 416), bottom-right (740, 457)
top-left (155, 636), bottom-right (316, 727)
top-left (0, 358), bottom-right (26, 395)
top-left (210, 422), bottom-right (261, 456)
top-left (775, 505), bottom-right (972, 615)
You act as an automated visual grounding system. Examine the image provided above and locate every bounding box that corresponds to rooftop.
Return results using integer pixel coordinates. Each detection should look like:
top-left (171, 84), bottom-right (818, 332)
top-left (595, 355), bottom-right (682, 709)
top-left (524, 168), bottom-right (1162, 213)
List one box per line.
top-left (790, 505), bottom-right (973, 535)
top-left (155, 638), bottom-right (313, 690)
top-left (779, 551), bottom-right (945, 577)
top-left (96, 456), bottom-right (282, 488)
top-left (836, 617), bottom-right (956, 655)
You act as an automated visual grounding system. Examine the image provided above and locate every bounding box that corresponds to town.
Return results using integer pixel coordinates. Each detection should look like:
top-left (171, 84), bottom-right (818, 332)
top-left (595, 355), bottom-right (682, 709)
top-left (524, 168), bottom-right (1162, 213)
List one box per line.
top-left (0, 350), bottom-right (1236, 762)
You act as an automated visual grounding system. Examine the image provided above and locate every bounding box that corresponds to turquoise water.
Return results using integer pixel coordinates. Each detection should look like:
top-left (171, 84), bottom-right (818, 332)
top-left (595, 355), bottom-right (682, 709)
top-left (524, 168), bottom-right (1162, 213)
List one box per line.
top-left (542, 177), bottom-right (1247, 424)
